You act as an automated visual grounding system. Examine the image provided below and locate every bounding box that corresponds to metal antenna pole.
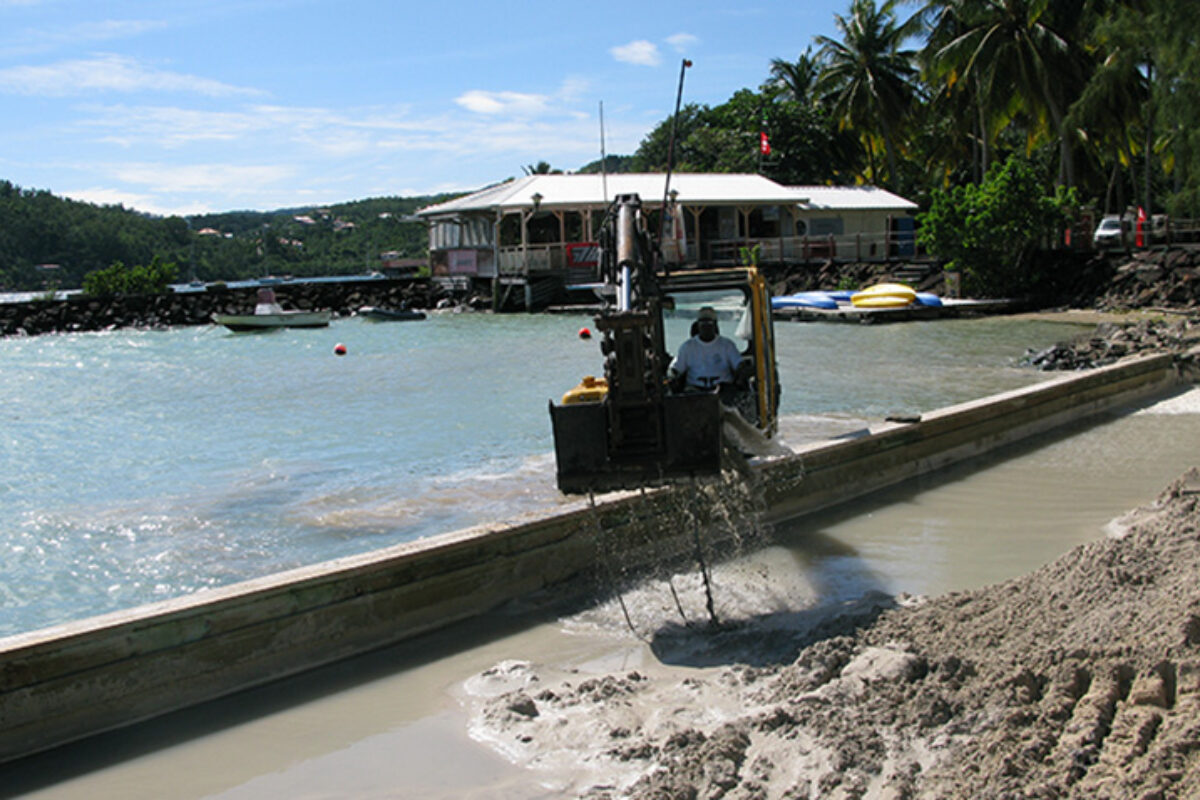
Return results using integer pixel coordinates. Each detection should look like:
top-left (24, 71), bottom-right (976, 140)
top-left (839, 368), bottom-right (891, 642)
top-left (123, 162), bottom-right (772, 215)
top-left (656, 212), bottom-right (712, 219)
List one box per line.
top-left (659, 59), bottom-right (692, 256)
top-left (599, 101), bottom-right (609, 205)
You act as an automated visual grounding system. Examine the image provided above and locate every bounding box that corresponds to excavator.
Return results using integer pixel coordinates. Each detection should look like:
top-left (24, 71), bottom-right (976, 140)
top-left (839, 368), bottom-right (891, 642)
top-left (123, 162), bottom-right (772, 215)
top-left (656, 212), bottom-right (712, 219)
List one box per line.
top-left (549, 193), bottom-right (781, 494)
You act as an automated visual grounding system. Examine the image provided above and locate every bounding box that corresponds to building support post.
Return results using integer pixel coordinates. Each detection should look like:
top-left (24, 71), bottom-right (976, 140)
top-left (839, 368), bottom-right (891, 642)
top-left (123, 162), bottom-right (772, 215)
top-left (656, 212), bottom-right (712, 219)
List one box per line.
top-left (689, 206), bottom-right (704, 266)
top-left (492, 210), bottom-right (502, 312)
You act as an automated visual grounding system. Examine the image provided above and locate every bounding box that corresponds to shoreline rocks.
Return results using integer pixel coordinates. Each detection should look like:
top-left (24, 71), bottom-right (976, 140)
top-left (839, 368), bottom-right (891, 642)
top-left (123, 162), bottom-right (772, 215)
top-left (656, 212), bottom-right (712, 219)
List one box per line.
top-left (1022, 318), bottom-right (1200, 371)
top-left (0, 278), bottom-right (458, 337)
top-left (1097, 247), bottom-right (1200, 311)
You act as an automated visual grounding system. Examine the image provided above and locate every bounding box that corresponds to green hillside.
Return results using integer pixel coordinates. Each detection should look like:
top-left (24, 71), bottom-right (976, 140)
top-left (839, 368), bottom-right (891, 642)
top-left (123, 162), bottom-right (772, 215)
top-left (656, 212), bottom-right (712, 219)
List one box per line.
top-left (0, 183), bottom-right (455, 292)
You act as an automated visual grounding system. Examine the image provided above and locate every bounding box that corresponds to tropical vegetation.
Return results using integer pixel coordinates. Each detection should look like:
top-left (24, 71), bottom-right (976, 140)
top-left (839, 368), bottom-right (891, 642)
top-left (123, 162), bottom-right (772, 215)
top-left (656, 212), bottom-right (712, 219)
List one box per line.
top-left (81, 255), bottom-right (178, 297)
top-left (917, 155), bottom-right (1077, 295)
top-left (634, 0), bottom-right (1198, 220)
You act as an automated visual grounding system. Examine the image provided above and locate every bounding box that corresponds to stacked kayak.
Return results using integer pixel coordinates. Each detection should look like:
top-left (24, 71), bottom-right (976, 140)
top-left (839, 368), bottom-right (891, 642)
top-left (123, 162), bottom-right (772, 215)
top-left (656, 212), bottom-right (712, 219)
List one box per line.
top-left (772, 284), bottom-right (944, 312)
top-left (771, 291), bottom-right (839, 310)
top-left (850, 283), bottom-right (916, 308)
top-left (849, 283), bottom-right (943, 308)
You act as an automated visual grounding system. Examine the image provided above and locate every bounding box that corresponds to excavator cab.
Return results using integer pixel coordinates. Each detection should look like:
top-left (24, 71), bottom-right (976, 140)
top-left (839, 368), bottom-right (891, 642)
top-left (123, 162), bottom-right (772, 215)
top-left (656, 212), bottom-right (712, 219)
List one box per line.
top-left (549, 194), bottom-right (780, 494)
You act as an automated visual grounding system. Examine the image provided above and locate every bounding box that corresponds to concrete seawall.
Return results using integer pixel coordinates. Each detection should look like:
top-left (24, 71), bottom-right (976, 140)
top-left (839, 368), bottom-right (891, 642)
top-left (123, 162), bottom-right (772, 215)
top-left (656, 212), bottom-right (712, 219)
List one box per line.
top-left (1, 348), bottom-right (1195, 764)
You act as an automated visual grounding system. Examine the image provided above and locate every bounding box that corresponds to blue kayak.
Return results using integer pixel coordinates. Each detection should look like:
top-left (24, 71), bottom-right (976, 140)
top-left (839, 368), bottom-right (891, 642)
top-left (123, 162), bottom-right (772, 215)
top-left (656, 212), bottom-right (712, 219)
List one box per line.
top-left (771, 291), bottom-right (838, 310)
top-left (914, 292), bottom-right (943, 307)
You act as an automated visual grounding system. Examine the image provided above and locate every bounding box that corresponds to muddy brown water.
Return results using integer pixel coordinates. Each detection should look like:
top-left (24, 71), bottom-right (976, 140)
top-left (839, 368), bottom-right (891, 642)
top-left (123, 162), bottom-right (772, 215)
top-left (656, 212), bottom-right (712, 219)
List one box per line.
top-left (8, 388), bottom-right (1200, 800)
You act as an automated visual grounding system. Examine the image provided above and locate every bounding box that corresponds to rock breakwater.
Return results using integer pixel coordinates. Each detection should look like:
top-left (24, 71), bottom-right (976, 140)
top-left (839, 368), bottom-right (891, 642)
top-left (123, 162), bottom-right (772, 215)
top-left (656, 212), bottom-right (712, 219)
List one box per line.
top-left (0, 278), bottom-right (453, 337)
top-left (1098, 247), bottom-right (1200, 311)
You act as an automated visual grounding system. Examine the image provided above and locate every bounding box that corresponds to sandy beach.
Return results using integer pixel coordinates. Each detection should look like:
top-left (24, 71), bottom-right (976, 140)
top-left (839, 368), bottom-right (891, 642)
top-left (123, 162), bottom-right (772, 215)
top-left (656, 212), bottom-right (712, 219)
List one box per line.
top-left (466, 468), bottom-right (1200, 798)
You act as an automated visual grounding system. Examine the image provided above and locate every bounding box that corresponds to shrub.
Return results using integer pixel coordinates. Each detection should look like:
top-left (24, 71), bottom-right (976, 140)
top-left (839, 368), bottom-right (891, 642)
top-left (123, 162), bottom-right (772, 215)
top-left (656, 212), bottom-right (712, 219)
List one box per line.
top-left (82, 256), bottom-right (178, 297)
top-left (917, 156), bottom-right (1076, 297)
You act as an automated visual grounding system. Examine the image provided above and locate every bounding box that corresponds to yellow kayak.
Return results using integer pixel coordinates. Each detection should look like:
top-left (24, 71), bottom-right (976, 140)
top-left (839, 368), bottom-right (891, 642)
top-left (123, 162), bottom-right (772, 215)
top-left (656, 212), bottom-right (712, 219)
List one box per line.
top-left (850, 283), bottom-right (916, 308)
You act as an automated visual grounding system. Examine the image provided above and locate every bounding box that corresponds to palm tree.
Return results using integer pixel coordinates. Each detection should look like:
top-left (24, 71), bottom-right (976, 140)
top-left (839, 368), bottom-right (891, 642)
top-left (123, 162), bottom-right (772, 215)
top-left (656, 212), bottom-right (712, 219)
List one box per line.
top-left (769, 47), bottom-right (821, 105)
top-left (919, 0), bottom-right (1014, 180)
top-left (1067, 4), bottom-right (1153, 214)
top-left (522, 161), bottom-right (561, 176)
top-left (1148, 0), bottom-right (1200, 216)
top-left (926, 0), bottom-right (1088, 187)
top-left (814, 0), bottom-right (921, 187)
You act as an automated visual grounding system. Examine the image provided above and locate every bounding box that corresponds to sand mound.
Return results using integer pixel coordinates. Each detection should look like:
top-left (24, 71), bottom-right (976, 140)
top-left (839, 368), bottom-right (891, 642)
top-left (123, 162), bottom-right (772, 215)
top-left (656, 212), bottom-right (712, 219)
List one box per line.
top-left (466, 468), bottom-right (1200, 799)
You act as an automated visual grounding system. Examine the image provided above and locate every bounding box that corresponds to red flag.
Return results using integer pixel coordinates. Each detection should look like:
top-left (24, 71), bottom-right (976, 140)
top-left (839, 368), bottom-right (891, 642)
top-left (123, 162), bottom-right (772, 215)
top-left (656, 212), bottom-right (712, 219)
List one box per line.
top-left (1136, 206), bottom-right (1146, 247)
top-left (759, 131), bottom-right (771, 155)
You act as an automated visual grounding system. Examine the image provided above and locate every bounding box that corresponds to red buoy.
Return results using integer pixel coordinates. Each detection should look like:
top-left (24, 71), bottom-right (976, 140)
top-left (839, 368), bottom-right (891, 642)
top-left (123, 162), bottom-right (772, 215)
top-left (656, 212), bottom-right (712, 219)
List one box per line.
top-left (578, 327), bottom-right (591, 340)
top-left (334, 343), bottom-right (347, 356)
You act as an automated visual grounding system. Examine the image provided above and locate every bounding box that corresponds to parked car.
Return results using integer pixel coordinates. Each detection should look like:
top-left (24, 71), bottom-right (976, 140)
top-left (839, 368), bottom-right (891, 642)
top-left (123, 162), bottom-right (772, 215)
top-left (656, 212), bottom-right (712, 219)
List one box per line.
top-left (1093, 216), bottom-right (1131, 248)
top-left (1093, 213), bottom-right (1169, 248)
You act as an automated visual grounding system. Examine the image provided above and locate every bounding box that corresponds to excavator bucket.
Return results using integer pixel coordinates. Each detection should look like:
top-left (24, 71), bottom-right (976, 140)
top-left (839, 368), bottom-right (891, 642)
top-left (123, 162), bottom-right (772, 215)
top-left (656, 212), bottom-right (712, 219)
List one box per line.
top-left (549, 391), bottom-right (721, 494)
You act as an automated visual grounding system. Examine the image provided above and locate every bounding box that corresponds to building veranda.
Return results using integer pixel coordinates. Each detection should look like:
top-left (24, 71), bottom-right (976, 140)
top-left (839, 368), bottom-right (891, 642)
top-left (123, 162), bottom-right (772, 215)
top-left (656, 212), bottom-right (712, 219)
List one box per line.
top-left (415, 173), bottom-right (920, 310)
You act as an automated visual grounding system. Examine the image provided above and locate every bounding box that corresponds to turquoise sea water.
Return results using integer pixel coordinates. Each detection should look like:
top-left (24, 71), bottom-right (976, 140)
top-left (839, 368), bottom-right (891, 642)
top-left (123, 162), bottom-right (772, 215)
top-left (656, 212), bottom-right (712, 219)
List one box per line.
top-left (0, 313), bottom-right (1079, 636)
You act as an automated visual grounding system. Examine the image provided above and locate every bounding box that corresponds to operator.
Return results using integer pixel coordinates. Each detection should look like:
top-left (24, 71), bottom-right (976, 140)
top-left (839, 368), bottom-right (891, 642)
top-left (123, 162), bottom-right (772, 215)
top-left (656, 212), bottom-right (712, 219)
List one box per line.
top-left (667, 306), bottom-right (748, 397)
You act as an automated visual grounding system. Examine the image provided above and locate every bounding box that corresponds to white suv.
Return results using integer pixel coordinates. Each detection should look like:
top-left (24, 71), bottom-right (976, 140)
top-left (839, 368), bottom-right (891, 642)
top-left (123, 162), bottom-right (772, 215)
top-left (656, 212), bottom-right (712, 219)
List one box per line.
top-left (1092, 216), bottom-right (1130, 248)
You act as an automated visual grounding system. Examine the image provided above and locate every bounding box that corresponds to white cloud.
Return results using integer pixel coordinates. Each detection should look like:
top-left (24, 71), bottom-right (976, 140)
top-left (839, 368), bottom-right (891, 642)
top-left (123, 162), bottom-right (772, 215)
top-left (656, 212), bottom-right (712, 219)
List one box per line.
top-left (79, 102), bottom-right (439, 159)
top-left (85, 104), bottom-right (266, 147)
top-left (62, 186), bottom-right (151, 208)
top-left (60, 186), bottom-right (215, 216)
top-left (454, 89), bottom-right (549, 116)
top-left (558, 75), bottom-right (589, 103)
top-left (0, 54), bottom-right (261, 97)
top-left (107, 162), bottom-right (295, 194)
top-left (610, 39), bottom-right (661, 67)
top-left (454, 77), bottom-right (590, 118)
top-left (1, 19), bottom-right (168, 57)
top-left (666, 33), bottom-right (699, 52)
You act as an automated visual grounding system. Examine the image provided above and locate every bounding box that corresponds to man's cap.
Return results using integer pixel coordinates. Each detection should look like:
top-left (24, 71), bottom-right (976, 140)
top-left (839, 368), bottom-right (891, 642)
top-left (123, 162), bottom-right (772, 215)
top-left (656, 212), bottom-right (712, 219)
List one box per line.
top-left (698, 306), bottom-right (718, 322)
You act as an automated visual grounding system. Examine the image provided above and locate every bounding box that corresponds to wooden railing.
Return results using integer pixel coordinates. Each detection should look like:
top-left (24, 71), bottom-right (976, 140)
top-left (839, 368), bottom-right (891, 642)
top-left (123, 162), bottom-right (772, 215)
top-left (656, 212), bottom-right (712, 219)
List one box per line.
top-left (495, 232), bottom-right (928, 275)
top-left (704, 232), bottom-right (926, 265)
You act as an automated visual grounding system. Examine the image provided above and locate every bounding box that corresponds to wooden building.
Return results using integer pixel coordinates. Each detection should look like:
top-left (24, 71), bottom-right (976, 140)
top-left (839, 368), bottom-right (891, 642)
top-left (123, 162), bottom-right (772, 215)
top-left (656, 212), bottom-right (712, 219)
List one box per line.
top-left (415, 173), bottom-right (918, 309)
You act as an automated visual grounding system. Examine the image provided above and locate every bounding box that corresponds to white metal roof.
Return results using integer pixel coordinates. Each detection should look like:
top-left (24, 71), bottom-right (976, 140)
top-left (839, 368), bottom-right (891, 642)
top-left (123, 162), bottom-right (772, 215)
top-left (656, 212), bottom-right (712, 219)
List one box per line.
top-left (791, 185), bottom-right (917, 212)
top-left (418, 173), bottom-right (825, 217)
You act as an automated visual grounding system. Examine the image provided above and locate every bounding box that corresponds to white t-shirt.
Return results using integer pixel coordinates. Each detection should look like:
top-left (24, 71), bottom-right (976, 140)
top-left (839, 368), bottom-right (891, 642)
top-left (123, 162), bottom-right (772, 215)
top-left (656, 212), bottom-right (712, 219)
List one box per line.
top-left (669, 336), bottom-right (742, 389)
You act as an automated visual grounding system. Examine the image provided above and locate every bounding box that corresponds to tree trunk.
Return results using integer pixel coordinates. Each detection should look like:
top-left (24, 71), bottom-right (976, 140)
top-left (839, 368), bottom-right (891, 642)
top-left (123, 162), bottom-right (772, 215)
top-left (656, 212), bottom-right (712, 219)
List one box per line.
top-left (1144, 62), bottom-right (1155, 215)
top-left (1105, 159), bottom-right (1118, 215)
top-left (976, 75), bottom-right (990, 179)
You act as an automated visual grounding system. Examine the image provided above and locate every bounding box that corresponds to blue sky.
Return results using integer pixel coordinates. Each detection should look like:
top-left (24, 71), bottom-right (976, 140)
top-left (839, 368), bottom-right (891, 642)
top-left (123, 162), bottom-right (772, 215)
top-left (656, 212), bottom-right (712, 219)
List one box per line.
top-left (0, 0), bottom-right (851, 215)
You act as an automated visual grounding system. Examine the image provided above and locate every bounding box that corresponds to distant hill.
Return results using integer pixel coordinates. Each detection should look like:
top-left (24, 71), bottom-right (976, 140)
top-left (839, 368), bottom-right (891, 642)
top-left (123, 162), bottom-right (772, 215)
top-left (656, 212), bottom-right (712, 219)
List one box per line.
top-left (0, 180), bottom-right (456, 291)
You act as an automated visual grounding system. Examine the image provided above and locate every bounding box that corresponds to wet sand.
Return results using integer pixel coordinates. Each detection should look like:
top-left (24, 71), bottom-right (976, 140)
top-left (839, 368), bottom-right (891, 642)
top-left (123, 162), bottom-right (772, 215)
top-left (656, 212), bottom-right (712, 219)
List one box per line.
top-left (7, 388), bottom-right (1200, 799)
top-left (1007, 307), bottom-right (1189, 325)
top-left (473, 466), bottom-right (1200, 798)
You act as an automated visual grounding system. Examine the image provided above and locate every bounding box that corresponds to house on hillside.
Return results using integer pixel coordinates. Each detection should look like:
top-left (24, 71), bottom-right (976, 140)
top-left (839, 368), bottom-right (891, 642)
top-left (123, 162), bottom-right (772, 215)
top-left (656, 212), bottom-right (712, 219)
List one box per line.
top-left (415, 173), bottom-right (918, 309)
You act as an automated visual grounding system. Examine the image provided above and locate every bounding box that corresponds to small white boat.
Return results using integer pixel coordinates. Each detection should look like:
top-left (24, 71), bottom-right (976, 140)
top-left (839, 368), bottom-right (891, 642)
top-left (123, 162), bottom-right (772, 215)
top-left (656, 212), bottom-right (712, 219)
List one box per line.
top-left (213, 287), bottom-right (331, 331)
top-left (357, 305), bottom-right (426, 321)
top-left (213, 310), bottom-right (331, 332)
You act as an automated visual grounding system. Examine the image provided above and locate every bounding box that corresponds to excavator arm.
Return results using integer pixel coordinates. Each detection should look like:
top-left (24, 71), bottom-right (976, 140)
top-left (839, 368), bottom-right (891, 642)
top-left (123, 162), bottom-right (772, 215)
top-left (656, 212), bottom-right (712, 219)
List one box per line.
top-left (549, 193), bottom-right (777, 494)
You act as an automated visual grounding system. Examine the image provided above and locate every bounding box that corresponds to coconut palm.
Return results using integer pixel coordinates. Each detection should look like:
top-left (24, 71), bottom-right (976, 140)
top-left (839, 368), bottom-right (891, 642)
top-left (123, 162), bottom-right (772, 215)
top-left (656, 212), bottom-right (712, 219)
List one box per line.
top-left (1067, 4), bottom-right (1153, 214)
top-left (814, 0), bottom-right (921, 187)
top-left (522, 161), bottom-right (561, 176)
top-left (926, 0), bottom-right (1088, 187)
top-left (1149, 0), bottom-right (1200, 215)
top-left (919, 0), bottom-right (1018, 180)
top-left (768, 48), bottom-right (821, 105)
